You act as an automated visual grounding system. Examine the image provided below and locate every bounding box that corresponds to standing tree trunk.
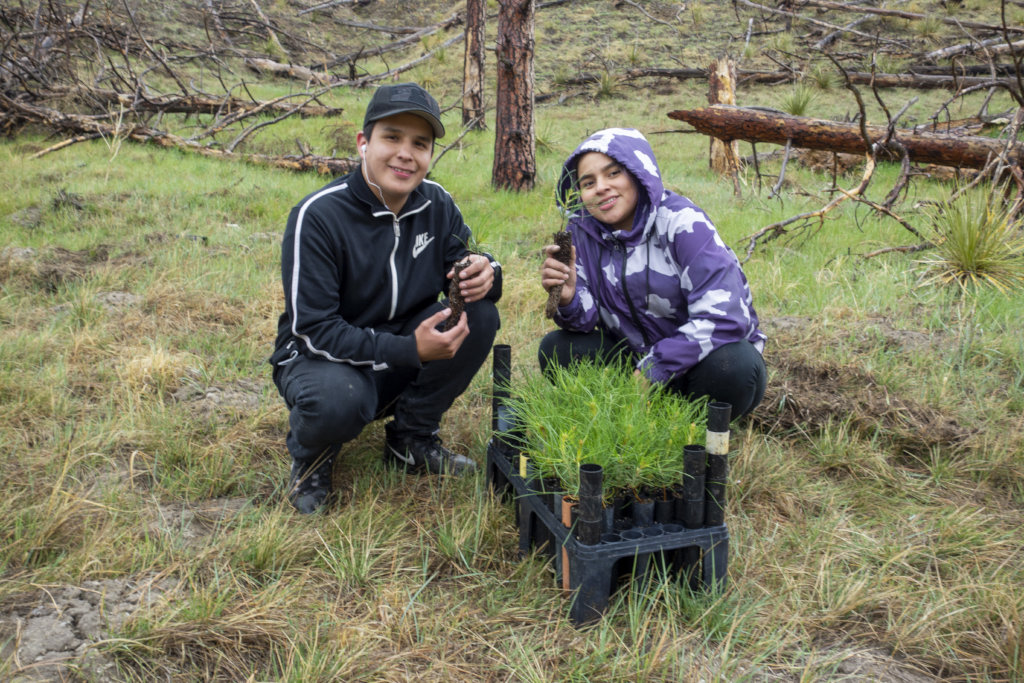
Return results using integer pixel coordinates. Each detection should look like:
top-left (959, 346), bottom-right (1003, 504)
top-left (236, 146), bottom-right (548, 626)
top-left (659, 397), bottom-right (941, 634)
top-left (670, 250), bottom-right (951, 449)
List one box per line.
top-left (462, 0), bottom-right (486, 129)
top-left (708, 56), bottom-right (740, 178)
top-left (492, 0), bottom-right (536, 192)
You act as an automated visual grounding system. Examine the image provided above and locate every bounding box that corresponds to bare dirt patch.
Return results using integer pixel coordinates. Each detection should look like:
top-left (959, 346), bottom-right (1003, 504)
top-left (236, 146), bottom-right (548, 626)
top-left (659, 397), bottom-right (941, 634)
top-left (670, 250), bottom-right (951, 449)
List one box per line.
top-left (0, 576), bottom-right (174, 682)
top-left (754, 317), bottom-right (974, 457)
top-left (148, 497), bottom-right (253, 546)
top-left (171, 378), bottom-right (265, 416)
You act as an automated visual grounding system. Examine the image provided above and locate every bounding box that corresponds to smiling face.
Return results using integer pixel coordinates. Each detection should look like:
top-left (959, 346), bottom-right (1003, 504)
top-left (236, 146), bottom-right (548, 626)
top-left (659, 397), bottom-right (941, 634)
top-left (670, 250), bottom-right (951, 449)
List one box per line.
top-left (357, 112), bottom-right (434, 213)
top-left (576, 151), bottom-right (639, 233)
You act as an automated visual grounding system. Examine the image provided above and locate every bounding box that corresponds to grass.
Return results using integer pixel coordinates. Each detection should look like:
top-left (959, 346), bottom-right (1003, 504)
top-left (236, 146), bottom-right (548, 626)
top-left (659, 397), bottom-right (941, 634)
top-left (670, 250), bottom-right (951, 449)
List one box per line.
top-left (2, 0), bottom-right (1024, 680)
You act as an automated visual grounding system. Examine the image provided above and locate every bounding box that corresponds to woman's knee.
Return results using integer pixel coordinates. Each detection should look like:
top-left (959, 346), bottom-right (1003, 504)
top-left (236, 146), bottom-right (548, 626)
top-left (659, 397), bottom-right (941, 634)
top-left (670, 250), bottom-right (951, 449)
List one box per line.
top-left (675, 341), bottom-right (766, 417)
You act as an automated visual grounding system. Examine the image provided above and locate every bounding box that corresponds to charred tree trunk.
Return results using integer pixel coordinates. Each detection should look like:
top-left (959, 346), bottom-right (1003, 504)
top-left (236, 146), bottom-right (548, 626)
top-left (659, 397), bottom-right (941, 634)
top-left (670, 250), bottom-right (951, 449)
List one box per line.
top-left (708, 57), bottom-right (740, 178)
top-left (668, 105), bottom-right (1023, 169)
top-left (462, 0), bottom-right (486, 129)
top-left (492, 0), bottom-right (536, 192)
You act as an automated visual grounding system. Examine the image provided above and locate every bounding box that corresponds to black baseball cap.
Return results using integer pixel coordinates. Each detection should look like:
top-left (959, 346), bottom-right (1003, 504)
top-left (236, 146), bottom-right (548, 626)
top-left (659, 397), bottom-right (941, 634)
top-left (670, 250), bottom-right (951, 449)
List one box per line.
top-left (363, 83), bottom-right (445, 139)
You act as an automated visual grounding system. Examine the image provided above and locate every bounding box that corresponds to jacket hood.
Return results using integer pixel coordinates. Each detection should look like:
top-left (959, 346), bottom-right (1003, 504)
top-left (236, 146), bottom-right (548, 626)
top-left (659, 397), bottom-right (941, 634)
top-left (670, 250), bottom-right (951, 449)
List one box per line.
top-left (555, 127), bottom-right (665, 245)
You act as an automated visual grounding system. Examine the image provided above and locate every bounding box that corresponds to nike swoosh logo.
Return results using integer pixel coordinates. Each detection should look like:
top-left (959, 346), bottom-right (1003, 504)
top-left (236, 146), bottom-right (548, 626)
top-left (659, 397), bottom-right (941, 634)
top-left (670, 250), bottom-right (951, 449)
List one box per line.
top-left (389, 444), bottom-right (416, 465)
top-left (411, 235), bottom-right (434, 259)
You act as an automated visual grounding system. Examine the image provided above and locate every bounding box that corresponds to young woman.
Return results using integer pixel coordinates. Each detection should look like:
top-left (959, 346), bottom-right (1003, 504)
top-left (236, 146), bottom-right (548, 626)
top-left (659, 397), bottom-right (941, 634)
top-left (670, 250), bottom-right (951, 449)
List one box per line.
top-left (539, 127), bottom-right (766, 418)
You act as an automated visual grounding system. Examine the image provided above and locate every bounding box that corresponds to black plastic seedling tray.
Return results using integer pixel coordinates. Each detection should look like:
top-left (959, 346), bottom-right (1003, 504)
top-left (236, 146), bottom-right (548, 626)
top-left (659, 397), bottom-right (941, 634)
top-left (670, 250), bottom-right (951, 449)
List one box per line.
top-left (486, 345), bottom-right (730, 625)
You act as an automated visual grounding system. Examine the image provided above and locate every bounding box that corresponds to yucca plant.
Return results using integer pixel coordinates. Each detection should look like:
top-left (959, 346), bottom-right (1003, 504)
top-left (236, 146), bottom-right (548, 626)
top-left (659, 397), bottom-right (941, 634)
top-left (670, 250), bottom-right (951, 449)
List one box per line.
top-left (916, 187), bottom-right (1024, 294)
top-left (506, 360), bottom-right (708, 499)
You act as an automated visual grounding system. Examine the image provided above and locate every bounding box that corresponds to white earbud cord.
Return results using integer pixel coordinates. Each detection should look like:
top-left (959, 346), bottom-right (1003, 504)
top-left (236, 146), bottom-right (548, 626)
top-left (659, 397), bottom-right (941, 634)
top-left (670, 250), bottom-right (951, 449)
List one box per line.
top-left (362, 147), bottom-right (394, 215)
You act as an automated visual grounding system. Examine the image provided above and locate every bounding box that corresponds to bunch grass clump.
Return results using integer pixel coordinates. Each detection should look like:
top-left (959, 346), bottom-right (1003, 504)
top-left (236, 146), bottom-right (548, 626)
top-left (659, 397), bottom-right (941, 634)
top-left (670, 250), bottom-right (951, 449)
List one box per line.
top-left (780, 82), bottom-right (817, 116)
top-left (506, 360), bottom-right (708, 498)
top-left (917, 187), bottom-right (1024, 294)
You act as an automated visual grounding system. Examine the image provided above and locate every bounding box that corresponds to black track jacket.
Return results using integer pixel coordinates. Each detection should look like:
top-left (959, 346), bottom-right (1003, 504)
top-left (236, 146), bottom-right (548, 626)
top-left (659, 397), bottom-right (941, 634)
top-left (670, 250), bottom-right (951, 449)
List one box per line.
top-left (270, 166), bottom-right (502, 373)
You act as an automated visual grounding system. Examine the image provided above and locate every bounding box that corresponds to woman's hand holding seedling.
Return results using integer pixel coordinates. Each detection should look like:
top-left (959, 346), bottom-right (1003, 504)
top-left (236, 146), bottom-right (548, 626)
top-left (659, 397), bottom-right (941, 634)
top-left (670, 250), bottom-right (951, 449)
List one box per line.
top-left (541, 242), bottom-right (577, 309)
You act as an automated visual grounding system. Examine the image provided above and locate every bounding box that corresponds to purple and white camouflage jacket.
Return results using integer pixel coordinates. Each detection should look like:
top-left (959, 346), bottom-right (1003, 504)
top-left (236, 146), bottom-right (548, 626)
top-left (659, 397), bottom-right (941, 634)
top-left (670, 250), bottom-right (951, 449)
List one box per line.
top-left (553, 127), bottom-right (767, 385)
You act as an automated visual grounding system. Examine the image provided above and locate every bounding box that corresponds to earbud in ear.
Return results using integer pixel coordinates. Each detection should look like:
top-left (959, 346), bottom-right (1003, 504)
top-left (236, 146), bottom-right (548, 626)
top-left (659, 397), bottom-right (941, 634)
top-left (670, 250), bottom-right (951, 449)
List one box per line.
top-left (360, 144), bottom-right (367, 155)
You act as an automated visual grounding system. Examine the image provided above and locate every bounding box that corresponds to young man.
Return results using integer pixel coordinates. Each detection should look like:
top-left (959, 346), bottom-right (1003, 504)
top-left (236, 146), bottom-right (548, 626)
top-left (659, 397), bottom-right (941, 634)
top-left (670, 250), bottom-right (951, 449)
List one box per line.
top-left (539, 127), bottom-right (765, 417)
top-left (270, 83), bottom-right (502, 514)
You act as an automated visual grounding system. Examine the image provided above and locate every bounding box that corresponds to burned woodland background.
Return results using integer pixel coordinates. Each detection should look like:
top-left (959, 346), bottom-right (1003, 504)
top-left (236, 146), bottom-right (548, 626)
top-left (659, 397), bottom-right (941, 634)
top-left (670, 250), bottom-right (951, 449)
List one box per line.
top-left (2, 0), bottom-right (1024, 681)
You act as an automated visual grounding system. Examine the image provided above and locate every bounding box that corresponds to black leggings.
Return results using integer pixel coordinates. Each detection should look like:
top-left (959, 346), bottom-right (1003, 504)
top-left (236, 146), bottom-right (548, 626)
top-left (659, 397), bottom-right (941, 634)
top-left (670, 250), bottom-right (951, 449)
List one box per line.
top-left (538, 328), bottom-right (766, 418)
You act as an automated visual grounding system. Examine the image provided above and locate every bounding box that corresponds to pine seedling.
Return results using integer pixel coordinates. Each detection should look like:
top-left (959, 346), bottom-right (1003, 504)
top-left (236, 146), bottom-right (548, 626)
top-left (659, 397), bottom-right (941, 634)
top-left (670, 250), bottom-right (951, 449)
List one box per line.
top-left (444, 257), bottom-right (472, 331)
top-left (546, 172), bottom-right (584, 319)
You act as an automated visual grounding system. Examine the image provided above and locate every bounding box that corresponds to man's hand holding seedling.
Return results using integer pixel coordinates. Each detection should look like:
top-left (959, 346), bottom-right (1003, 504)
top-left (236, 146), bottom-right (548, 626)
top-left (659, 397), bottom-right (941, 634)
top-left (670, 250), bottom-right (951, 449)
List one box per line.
top-left (448, 253), bottom-right (495, 303)
top-left (415, 308), bottom-right (469, 361)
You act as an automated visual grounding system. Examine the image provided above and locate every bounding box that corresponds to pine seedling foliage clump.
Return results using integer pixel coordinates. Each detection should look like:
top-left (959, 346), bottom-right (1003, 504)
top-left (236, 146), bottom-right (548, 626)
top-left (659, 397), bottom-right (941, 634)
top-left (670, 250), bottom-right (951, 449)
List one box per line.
top-left (507, 360), bottom-right (709, 497)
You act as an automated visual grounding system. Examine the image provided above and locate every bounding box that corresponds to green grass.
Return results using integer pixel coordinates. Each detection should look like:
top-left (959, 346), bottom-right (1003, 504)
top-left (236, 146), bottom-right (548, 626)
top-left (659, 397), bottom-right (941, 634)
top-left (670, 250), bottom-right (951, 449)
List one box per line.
top-left (2, 0), bottom-right (1024, 680)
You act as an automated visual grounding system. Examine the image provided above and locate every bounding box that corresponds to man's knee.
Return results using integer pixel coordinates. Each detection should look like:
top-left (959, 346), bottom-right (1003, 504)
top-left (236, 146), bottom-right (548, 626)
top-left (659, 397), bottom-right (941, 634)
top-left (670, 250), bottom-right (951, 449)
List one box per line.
top-left (287, 369), bottom-right (375, 445)
top-left (466, 299), bottom-right (500, 337)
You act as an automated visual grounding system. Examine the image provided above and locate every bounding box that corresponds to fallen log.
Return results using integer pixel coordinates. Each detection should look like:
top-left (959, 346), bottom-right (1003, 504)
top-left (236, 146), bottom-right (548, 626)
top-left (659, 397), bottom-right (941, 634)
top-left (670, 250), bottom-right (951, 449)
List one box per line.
top-left (667, 104), bottom-right (1022, 169)
top-left (49, 86), bottom-right (342, 118)
top-left (799, 0), bottom-right (1024, 34)
top-left (909, 64), bottom-right (1019, 76)
top-left (925, 37), bottom-right (1024, 62)
top-left (244, 58), bottom-right (337, 84)
top-left (567, 66), bottom-right (1017, 90)
top-left (3, 95), bottom-right (357, 175)
top-left (843, 71), bottom-right (1018, 90)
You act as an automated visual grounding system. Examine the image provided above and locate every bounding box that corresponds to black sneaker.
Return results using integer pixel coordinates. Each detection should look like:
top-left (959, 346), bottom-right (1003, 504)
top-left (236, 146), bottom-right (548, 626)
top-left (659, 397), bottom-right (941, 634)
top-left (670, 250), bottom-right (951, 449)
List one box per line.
top-left (287, 454), bottom-right (334, 514)
top-left (384, 433), bottom-right (477, 476)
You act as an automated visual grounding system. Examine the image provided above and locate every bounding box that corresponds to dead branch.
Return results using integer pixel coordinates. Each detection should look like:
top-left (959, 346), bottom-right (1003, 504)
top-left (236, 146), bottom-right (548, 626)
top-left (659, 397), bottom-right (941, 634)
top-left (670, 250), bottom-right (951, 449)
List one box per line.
top-left (327, 19), bottom-right (425, 34)
top-left (350, 32), bottom-right (465, 86)
top-left (430, 116), bottom-right (484, 171)
top-left (203, 0), bottom-right (235, 47)
top-left (742, 155), bottom-right (877, 261)
top-left (244, 57), bottom-right (336, 84)
top-left (843, 71), bottom-right (1020, 90)
top-left (46, 86), bottom-right (342, 119)
top-left (7, 93), bottom-right (357, 175)
top-left (30, 133), bottom-right (105, 158)
top-left (813, 15), bottom-right (871, 51)
top-left (846, 182), bottom-right (922, 239)
top-left (770, 138), bottom-right (792, 199)
top-left (733, 0), bottom-right (910, 47)
top-left (316, 11), bottom-right (462, 70)
top-left (615, 0), bottom-right (680, 32)
top-left (799, 0), bottom-right (1024, 34)
top-left (247, 0), bottom-right (286, 59)
top-left (862, 243), bottom-right (931, 259)
top-left (120, 0), bottom-right (189, 95)
top-left (925, 37), bottom-right (1024, 62)
top-left (948, 108), bottom-right (1024, 204)
top-left (298, 0), bottom-right (371, 16)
